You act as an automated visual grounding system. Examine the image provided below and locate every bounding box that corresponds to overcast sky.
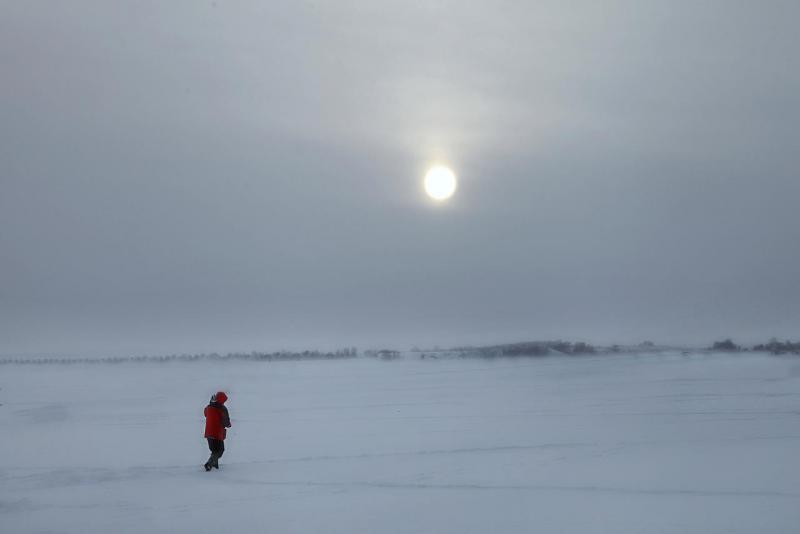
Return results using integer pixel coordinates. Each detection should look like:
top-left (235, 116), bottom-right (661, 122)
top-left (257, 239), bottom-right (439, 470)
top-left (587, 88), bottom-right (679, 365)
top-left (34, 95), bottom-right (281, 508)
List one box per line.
top-left (1, 1), bottom-right (798, 355)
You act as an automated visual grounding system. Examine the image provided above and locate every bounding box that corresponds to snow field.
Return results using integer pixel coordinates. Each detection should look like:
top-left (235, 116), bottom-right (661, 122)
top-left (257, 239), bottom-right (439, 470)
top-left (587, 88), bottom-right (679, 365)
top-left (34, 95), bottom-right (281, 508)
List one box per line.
top-left (1, 352), bottom-right (799, 533)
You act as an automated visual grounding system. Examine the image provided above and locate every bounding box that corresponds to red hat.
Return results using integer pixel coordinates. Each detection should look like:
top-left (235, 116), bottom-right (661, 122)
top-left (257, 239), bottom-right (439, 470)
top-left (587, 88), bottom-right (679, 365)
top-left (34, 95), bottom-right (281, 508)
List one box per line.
top-left (212, 391), bottom-right (228, 404)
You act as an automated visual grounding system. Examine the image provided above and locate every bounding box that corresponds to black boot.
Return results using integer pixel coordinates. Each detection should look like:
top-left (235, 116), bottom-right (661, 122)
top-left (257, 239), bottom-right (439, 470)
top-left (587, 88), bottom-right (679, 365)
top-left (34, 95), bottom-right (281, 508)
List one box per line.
top-left (212, 455), bottom-right (220, 469)
top-left (204, 454), bottom-right (215, 471)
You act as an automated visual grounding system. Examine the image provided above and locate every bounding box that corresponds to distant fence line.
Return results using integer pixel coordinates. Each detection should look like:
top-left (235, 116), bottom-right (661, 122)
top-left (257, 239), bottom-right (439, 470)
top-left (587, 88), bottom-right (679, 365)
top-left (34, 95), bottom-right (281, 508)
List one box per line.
top-left (0, 351), bottom-right (359, 365)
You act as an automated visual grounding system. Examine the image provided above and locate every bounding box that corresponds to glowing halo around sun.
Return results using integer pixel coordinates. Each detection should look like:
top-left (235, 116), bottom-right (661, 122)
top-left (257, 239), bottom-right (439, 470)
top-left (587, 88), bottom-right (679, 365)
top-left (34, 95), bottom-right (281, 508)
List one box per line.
top-left (423, 165), bottom-right (457, 201)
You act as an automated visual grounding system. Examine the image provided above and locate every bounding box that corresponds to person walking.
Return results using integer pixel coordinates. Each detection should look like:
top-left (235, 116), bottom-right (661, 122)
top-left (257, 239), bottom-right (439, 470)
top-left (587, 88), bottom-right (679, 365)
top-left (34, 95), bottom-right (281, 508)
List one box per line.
top-left (204, 391), bottom-right (231, 471)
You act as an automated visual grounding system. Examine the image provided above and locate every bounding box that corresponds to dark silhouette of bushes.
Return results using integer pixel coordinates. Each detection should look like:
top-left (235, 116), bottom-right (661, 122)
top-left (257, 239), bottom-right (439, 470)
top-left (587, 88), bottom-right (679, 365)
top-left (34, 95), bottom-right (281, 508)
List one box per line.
top-left (752, 339), bottom-right (800, 355)
top-left (710, 339), bottom-right (740, 351)
top-left (459, 341), bottom-right (596, 358)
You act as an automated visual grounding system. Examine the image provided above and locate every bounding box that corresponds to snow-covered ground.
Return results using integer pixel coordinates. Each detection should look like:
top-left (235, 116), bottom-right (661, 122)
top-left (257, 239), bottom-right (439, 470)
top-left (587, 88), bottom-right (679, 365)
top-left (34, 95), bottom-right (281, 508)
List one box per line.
top-left (1, 352), bottom-right (799, 533)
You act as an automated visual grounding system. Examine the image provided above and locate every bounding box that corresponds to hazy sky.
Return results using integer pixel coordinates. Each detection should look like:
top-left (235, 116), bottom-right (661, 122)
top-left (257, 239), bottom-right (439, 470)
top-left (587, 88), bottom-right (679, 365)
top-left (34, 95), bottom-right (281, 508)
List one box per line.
top-left (2, 1), bottom-right (798, 355)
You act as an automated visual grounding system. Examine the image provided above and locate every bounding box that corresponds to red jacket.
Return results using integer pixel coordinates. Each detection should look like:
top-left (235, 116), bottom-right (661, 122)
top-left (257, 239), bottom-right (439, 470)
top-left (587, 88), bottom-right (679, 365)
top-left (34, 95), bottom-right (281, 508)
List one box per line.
top-left (204, 392), bottom-right (231, 440)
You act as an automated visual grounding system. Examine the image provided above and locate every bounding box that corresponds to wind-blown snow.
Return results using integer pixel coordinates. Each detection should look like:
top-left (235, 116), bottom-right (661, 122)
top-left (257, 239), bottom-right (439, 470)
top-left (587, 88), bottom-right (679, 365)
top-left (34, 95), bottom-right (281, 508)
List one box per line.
top-left (2, 352), bottom-right (799, 532)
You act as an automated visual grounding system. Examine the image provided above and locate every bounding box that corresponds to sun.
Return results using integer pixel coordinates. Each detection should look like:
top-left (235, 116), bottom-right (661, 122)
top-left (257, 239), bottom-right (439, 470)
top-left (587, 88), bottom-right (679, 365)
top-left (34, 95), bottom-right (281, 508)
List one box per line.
top-left (424, 165), bottom-right (457, 201)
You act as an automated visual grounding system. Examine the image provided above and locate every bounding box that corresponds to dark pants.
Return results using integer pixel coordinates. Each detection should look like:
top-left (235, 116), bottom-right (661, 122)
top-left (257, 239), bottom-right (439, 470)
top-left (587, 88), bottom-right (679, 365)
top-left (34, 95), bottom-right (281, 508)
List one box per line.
top-left (207, 438), bottom-right (225, 458)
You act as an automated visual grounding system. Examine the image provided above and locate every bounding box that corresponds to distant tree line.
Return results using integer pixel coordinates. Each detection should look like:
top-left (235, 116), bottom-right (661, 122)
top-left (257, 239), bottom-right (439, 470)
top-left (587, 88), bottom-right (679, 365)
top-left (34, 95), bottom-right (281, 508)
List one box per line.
top-left (710, 339), bottom-right (741, 351)
top-left (709, 338), bottom-right (800, 355)
top-left (4, 339), bottom-right (798, 367)
top-left (364, 349), bottom-right (401, 359)
top-left (751, 339), bottom-right (800, 355)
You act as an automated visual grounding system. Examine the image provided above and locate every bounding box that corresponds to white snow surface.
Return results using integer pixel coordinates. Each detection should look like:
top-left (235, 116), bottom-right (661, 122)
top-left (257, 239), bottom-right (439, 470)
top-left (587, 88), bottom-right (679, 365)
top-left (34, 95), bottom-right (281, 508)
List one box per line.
top-left (1, 352), bottom-right (799, 533)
